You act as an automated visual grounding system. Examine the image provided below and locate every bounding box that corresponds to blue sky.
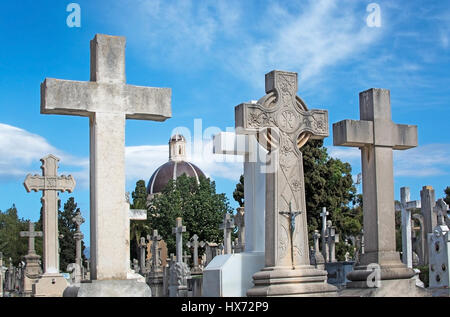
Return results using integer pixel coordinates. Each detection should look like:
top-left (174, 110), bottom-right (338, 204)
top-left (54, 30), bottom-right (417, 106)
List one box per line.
top-left (1, 0), bottom-right (449, 248)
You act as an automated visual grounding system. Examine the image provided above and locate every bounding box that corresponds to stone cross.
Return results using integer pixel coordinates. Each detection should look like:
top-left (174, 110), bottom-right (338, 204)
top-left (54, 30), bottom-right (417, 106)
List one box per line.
top-left (20, 221), bottom-right (43, 256)
top-left (182, 251), bottom-right (191, 266)
top-left (219, 214), bottom-right (235, 255)
top-left (172, 217), bottom-right (186, 263)
top-left (233, 207), bottom-right (245, 253)
top-left (186, 234), bottom-right (204, 273)
top-left (313, 230), bottom-right (321, 254)
top-left (279, 202), bottom-right (303, 269)
top-left (72, 211), bottom-right (85, 267)
top-left (320, 207), bottom-right (329, 261)
top-left (213, 132), bottom-right (266, 253)
top-left (394, 187), bottom-right (421, 268)
top-left (150, 230), bottom-right (162, 270)
top-left (237, 70), bottom-right (335, 296)
top-left (139, 236), bottom-right (147, 274)
top-left (40, 34), bottom-right (171, 280)
top-left (334, 88), bottom-right (417, 283)
top-left (24, 154), bottom-right (75, 275)
top-left (434, 199), bottom-right (449, 226)
top-left (326, 220), bottom-right (339, 263)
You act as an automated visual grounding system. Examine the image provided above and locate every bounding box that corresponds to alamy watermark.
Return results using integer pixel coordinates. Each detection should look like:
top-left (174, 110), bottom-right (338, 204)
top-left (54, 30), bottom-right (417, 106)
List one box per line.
top-left (366, 3), bottom-right (381, 28)
top-left (66, 3), bottom-right (81, 28)
top-left (366, 263), bottom-right (381, 287)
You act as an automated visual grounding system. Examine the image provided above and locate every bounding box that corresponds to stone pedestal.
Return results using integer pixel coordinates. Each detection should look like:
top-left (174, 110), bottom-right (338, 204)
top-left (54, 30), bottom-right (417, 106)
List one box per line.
top-left (148, 271), bottom-right (164, 297)
top-left (63, 279), bottom-right (151, 297)
top-left (33, 274), bottom-right (69, 297)
top-left (340, 278), bottom-right (431, 297)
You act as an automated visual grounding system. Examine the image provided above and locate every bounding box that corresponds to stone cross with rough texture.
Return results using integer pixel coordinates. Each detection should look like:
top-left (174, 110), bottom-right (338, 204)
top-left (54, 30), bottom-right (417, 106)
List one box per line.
top-left (139, 236), bottom-right (147, 274)
top-left (186, 234), bottom-right (204, 273)
top-left (320, 207), bottom-right (329, 261)
top-left (20, 221), bottom-right (43, 256)
top-left (333, 88), bottom-right (417, 284)
top-left (182, 252), bottom-right (191, 266)
top-left (219, 213), bottom-right (235, 255)
top-left (326, 220), bottom-right (339, 263)
top-left (150, 230), bottom-right (162, 270)
top-left (40, 34), bottom-right (171, 280)
top-left (421, 186), bottom-right (437, 265)
top-left (395, 187), bottom-right (421, 268)
top-left (237, 70), bottom-right (335, 296)
top-left (313, 230), bottom-right (321, 254)
top-left (233, 207), bottom-right (245, 253)
top-left (172, 217), bottom-right (186, 263)
top-left (24, 154), bottom-right (75, 274)
top-left (434, 199), bottom-right (449, 227)
top-left (72, 211), bottom-right (85, 267)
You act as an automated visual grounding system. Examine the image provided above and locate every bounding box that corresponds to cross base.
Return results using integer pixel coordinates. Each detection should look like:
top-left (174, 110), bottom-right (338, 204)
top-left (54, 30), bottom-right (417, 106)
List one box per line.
top-left (247, 265), bottom-right (337, 297)
top-left (63, 279), bottom-right (152, 297)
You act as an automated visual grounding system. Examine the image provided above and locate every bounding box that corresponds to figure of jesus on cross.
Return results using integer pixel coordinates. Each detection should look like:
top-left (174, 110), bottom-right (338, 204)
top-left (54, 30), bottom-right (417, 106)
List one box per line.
top-left (279, 202), bottom-right (302, 269)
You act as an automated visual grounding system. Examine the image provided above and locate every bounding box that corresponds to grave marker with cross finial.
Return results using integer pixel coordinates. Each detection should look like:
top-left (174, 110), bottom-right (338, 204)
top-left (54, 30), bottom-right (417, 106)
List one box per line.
top-left (20, 221), bottom-right (43, 256)
top-left (320, 207), bottom-right (329, 261)
top-left (326, 220), bottom-right (339, 263)
top-left (172, 218), bottom-right (186, 263)
top-left (237, 70), bottom-right (336, 296)
top-left (219, 214), bottom-right (235, 254)
top-left (40, 34), bottom-right (171, 281)
top-left (182, 251), bottom-right (191, 266)
top-left (334, 88), bottom-right (418, 288)
top-left (150, 230), bottom-right (162, 270)
top-left (395, 187), bottom-right (421, 268)
top-left (24, 155), bottom-right (75, 277)
top-left (186, 234), bottom-right (205, 273)
top-left (434, 199), bottom-right (449, 227)
top-left (72, 211), bottom-right (85, 268)
top-left (139, 236), bottom-right (147, 274)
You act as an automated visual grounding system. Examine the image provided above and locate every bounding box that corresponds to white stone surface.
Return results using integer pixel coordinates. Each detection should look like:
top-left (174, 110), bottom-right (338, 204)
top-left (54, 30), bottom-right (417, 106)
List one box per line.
top-left (40, 34), bottom-right (171, 281)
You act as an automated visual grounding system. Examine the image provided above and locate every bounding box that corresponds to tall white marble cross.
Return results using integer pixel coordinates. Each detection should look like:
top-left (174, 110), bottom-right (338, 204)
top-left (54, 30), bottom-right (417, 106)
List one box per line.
top-left (213, 132), bottom-right (266, 253)
top-left (238, 70), bottom-right (335, 296)
top-left (334, 88), bottom-right (417, 283)
top-left (173, 217), bottom-right (186, 263)
top-left (20, 221), bottom-right (43, 256)
top-left (24, 154), bottom-right (75, 275)
top-left (72, 211), bottom-right (85, 267)
top-left (219, 213), bottom-right (235, 254)
top-left (320, 207), bottom-right (329, 261)
top-left (395, 187), bottom-right (421, 268)
top-left (40, 34), bottom-right (171, 280)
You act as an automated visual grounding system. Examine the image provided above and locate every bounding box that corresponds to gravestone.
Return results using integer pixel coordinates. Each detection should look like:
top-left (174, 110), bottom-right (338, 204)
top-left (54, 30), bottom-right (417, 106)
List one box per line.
top-left (139, 237), bottom-right (147, 275)
top-left (412, 214), bottom-right (426, 266)
top-left (395, 187), bottom-right (421, 268)
top-left (169, 218), bottom-right (190, 297)
top-left (421, 186), bottom-right (437, 266)
top-left (19, 221), bottom-right (43, 296)
top-left (72, 211), bottom-right (85, 269)
top-left (202, 130), bottom-right (267, 297)
top-left (187, 234), bottom-right (205, 274)
top-left (234, 207), bottom-right (245, 253)
top-left (235, 70), bottom-right (336, 297)
top-left (148, 230), bottom-right (164, 297)
top-left (428, 199), bottom-right (450, 296)
top-left (311, 230), bottom-right (325, 270)
top-left (334, 88), bottom-right (427, 296)
top-left (326, 220), bottom-right (339, 263)
top-left (320, 207), bottom-right (329, 262)
top-left (219, 214), bottom-right (235, 255)
top-left (24, 155), bottom-right (74, 297)
top-left (41, 34), bottom-right (170, 297)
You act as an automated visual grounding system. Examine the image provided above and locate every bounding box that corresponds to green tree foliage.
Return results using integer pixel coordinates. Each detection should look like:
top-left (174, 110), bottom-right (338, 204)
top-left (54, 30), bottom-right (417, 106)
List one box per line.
top-left (130, 180), bottom-right (150, 260)
top-left (444, 186), bottom-right (450, 206)
top-left (57, 197), bottom-right (87, 271)
top-left (149, 174), bottom-right (232, 255)
top-left (233, 175), bottom-right (245, 207)
top-left (0, 205), bottom-right (30, 265)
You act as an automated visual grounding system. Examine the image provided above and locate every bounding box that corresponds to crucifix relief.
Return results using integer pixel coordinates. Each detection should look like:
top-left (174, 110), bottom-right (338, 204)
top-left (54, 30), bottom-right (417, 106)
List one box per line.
top-left (239, 70), bottom-right (336, 296)
top-left (279, 202), bottom-right (302, 269)
top-left (40, 34), bottom-right (171, 281)
top-left (334, 88), bottom-right (417, 285)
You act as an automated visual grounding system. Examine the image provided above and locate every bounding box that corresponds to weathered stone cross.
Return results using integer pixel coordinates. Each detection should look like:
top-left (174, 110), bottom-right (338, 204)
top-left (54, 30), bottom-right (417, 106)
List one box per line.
top-left (334, 88), bottom-right (417, 283)
top-left (72, 211), bottom-right (85, 267)
top-left (139, 236), bottom-right (147, 274)
top-left (40, 34), bottom-right (171, 280)
top-left (434, 199), bottom-right (449, 226)
top-left (326, 220), bottom-right (339, 263)
top-left (320, 207), bottom-right (329, 261)
top-left (219, 213), bottom-right (235, 254)
top-left (150, 230), bottom-right (162, 270)
top-left (24, 154), bottom-right (75, 274)
top-left (172, 217), bottom-right (186, 263)
top-left (237, 70), bottom-right (335, 296)
top-left (394, 187), bottom-right (421, 268)
top-left (186, 234), bottom-right (205, 273)
top-left (20, 221), bottom-right (43, 256)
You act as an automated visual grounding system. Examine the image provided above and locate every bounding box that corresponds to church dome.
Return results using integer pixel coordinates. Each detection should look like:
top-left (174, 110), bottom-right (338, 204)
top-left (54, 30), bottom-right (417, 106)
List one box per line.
top-left (147, 134), bottom-right (205, 196)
